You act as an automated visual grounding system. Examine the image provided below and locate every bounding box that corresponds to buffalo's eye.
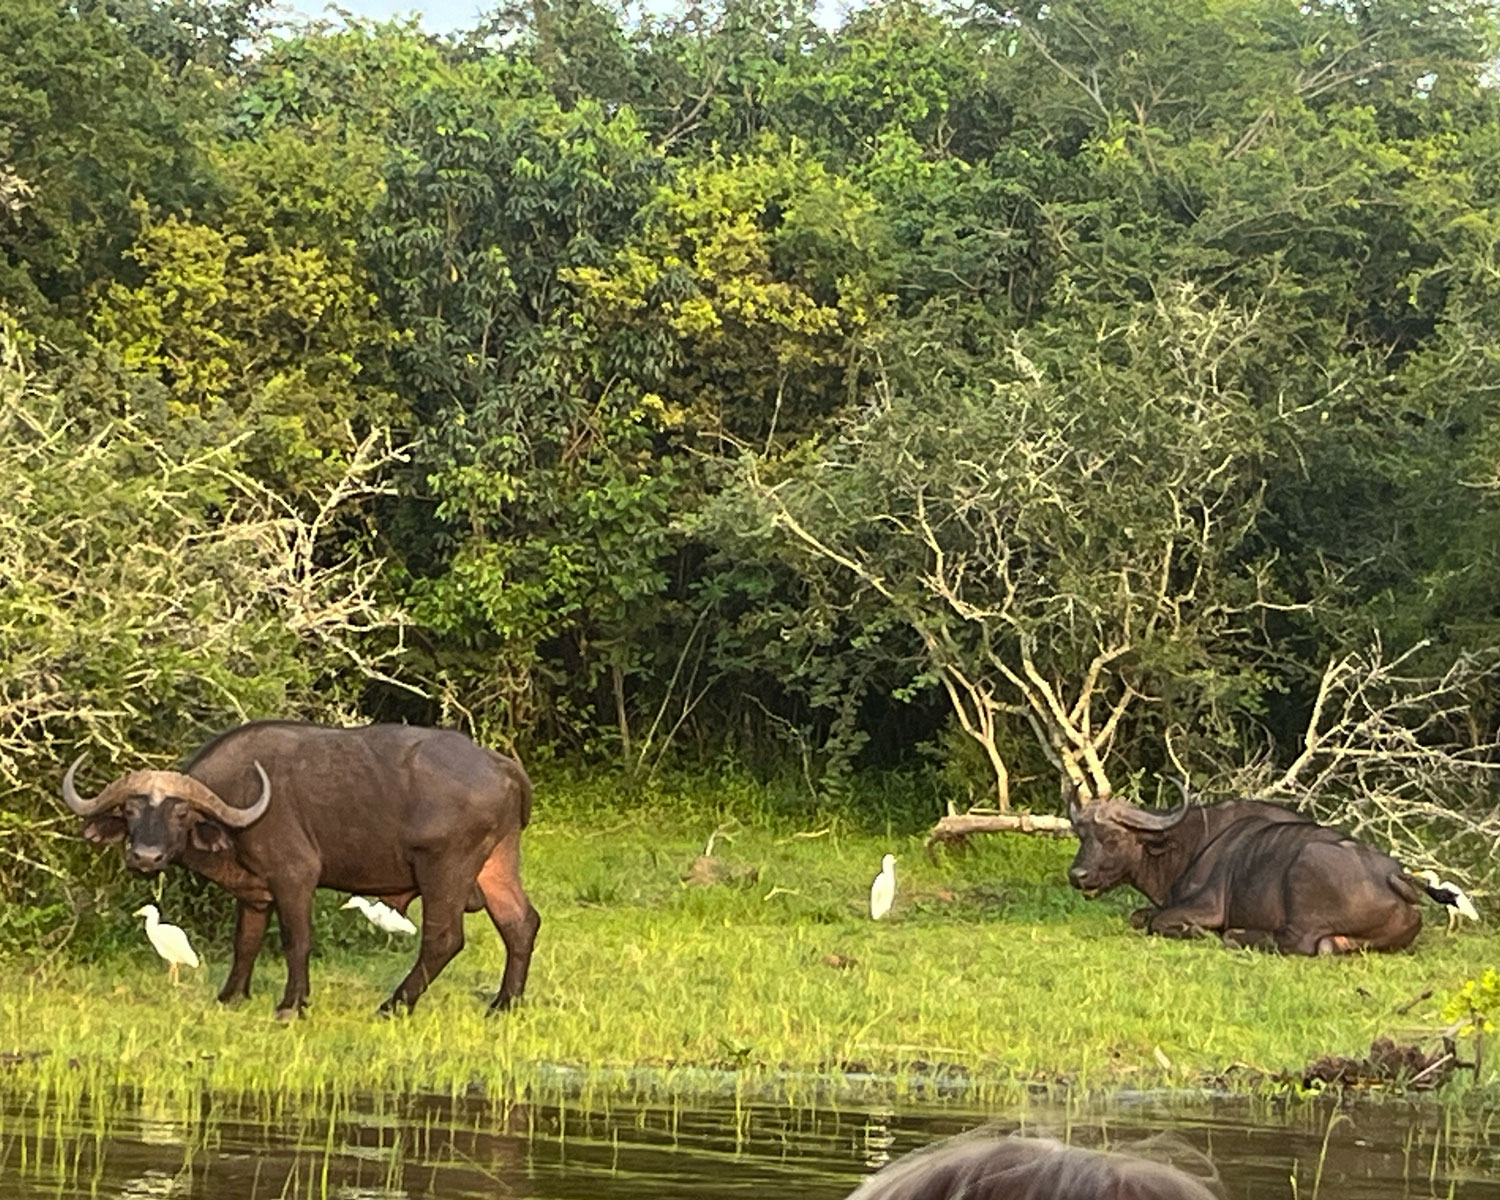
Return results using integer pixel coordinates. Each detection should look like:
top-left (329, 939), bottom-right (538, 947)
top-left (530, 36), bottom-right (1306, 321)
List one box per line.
top-left (123, 797), bottom-right (145, 817)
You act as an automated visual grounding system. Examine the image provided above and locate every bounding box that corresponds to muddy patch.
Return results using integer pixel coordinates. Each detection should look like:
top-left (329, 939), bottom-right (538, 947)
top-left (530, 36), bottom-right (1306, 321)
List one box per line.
top-left (1286, 1036), bottom-right (1468, 1092)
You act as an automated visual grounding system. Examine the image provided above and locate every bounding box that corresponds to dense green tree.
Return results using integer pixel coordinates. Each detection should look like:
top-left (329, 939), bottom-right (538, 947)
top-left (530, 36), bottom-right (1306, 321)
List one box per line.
top-left (91, 126), bottom-right (403, 498)
top-left (0, 0), bottom-right (222, 332)
top-left (568, 138), bottom-right (888, 445)
top-left (367, 58), bottom-right (675, 742)
top-left (94, 0), bottom-right (266, 74)
top-left (5, 0), bottom-right (1500, 873)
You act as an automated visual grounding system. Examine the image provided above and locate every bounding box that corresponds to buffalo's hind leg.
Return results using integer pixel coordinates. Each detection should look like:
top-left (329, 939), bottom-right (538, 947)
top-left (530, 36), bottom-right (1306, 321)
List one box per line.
top-left (1221, 927), bottom-right (1278, 951)
top-left (477, 830), bottom-right (540, 1013)
top-left (1272, 927), bottom-right (1364, 955)
top-left (379, 859), bottom-right (469, 1016)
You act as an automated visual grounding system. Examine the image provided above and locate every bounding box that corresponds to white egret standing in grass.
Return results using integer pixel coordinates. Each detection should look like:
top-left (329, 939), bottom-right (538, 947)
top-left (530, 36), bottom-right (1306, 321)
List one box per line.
top-left (133, 904), bottom-right (199, 984)
top-left (342, 895), bottom-right (418, 936)
top-left (1416, 870), bottom-right (1480, 931)
top-left (869, 854), bottom-right (897, 921)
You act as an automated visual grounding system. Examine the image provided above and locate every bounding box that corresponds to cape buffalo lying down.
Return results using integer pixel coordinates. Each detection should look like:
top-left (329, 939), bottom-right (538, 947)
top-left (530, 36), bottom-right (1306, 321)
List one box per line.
top-left (1067, 786), bottom-right (1453, 955)
top-left (844, 1133), bottom-right (1224, 1200)
top-left (64, 721), bottom-right (539, 1018)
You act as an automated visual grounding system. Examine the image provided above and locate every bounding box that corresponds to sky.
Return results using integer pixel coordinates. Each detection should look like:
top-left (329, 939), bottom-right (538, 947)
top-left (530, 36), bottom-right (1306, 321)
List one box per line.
top-left (273, 0), bottom-right (846, 37)
top-left (275, 0), bottom-right (495, 34)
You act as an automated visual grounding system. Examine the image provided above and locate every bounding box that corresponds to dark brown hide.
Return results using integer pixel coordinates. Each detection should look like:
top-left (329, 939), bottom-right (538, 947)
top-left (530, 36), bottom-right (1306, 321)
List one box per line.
top-left (1068, 796), bottom-right (1422, 954)
top-left (66, 722), bottom-right (539, 1018)
top-left (844, 1134), bottom-right (1224, 1200)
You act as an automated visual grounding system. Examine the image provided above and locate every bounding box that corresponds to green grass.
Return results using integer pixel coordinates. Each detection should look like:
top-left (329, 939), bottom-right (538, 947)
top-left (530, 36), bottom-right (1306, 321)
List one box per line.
top-left (3, 809), bottom-right (1496, 1111)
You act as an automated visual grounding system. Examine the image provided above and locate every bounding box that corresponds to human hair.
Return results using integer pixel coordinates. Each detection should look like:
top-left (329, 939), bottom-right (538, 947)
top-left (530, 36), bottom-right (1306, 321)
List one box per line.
top-left (844, 1132), bottom-right (1226, 1200)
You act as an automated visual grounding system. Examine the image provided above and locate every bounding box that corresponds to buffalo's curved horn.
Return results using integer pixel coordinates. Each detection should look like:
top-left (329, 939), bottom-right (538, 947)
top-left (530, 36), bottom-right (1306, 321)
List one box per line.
top-left (61, 754), bottom-right (118, 816)
top-left (182, 762), bottom-right (272, 828)
top-left (62, 756), bottom-right (271, 828)
top-left (62, 758), bottom-right (165, 817)
top-left (1112, 799), bottom-right (1191, 831)
top-left (1063, 776), bottom-right (1084, 820)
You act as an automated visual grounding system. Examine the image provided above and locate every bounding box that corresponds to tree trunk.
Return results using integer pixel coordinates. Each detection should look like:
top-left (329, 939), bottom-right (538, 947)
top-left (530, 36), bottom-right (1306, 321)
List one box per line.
top-left (925, 810), bottom-right (1075, 855)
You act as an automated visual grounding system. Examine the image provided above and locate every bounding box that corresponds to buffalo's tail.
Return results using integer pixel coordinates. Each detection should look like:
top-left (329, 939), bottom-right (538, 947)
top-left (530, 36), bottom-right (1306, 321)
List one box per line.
top-left (1389, 872), bottom-right (1422, 905)
top-left (485, 747), bottom-right (533, 828)
top-left (516, 769), bottom-right (534, 828)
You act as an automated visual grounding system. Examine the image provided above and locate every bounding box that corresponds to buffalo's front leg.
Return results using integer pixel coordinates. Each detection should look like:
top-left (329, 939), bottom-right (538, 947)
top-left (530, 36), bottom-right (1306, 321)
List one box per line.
top-left (217, 900), bottom-right (272, 1003)
top-left (1148, 916), bottom-right (1210, 939)
top-left (269, 877), bottom-right (317, 1020)
top-left (379, 864), bottom-right (468, 1016)
top-left (1146, 894), bottom-right (1224, 940)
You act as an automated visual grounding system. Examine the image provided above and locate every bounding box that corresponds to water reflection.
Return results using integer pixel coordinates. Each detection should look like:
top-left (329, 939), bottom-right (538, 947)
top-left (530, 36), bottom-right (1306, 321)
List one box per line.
top-left (117, 1169), bottom-right (184, 1198)
top-left (136, 1115), bottom-right (188, 1147)
top-left (861, 1106), bottom-right (897, 1172)
top-left (2, 1088), bottom-right (1499, 1198)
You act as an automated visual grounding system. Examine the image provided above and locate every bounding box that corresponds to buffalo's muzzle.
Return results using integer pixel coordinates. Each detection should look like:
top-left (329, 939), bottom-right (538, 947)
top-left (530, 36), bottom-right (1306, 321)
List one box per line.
top-left (128, 848), bottom-right (169, 873)
top-left (1067, 867), bottom-right (1091, 890)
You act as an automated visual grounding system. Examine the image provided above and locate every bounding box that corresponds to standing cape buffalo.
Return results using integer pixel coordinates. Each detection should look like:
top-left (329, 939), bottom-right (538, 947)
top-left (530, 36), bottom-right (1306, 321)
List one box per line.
top-left (1066, 785), bottom-right (1448, 954)
top-left (63, 721), bottom-right (539, 1018)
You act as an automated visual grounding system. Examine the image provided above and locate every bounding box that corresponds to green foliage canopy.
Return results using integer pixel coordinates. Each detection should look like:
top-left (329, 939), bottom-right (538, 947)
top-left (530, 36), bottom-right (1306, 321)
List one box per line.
top-left (6, 0), bottom-right (1500, 925)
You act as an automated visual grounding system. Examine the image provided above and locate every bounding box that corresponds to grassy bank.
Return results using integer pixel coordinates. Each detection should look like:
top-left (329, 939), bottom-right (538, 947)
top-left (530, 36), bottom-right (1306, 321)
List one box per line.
top-left (3, 807), bottom-right (1495, 1109)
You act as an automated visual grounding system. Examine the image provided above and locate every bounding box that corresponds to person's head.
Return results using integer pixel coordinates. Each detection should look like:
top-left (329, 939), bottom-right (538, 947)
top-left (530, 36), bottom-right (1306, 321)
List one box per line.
top-left (845, 1132), bottom-right (1225, 1200)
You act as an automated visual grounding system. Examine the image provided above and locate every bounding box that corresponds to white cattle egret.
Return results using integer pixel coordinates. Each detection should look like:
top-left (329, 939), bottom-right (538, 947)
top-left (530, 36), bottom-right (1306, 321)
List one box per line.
top-left (1416, 870), bottom-right (1480, 931)
top-left (342, 896), bottom-right (418, 936)
top-left (133, 904), bottom-right (199, 984)
top-left (869, 854), bottom-right (897, 921)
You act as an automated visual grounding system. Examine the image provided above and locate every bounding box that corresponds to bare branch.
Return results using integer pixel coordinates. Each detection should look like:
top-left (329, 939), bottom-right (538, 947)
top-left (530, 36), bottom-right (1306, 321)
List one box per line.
top-left (1233, 643), bottom-right (1500, 886)
top-left (926, 810), bottom-right (1074, 856)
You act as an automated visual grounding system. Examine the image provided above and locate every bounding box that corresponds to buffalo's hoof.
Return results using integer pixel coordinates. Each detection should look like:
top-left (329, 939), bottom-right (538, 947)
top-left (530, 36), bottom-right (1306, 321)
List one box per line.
top-left (1222, 928), bottom-right (1276, 951)
top-left (1128, 907), bottom-right (1154, 929)
top-left (274, 1004), bottom-right (306, 1022)
top-left (1149, 921), bottom-right (1204, 939)
top-left (487, 994), bottom-right (518, 1015)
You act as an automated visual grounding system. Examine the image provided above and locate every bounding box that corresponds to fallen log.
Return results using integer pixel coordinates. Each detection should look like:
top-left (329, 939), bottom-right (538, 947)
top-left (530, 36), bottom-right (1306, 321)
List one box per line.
top-left (925, 810), bottom-right (1075, 858)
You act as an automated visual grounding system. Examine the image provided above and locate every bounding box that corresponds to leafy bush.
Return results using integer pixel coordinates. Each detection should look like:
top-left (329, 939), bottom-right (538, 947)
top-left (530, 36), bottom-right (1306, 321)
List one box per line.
top-left (0, 324), bottom-right (405, 950)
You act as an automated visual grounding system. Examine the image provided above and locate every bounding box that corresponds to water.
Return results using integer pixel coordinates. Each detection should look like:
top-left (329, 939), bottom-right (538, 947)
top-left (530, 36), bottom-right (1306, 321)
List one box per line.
top-left (3, 1087), bottom-right (1499, 1198)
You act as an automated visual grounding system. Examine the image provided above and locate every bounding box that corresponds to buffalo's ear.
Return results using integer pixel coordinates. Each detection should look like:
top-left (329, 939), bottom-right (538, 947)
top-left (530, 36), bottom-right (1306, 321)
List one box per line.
top-left (82, 815), bottom-right (127, 845)
top-left (190, 819), bottom-right (232, 854)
